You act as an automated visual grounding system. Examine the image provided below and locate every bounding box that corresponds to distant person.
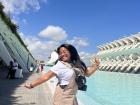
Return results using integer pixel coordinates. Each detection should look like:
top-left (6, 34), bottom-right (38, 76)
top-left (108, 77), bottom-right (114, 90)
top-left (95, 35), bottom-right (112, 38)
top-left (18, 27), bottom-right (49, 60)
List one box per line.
top-left (12, 59), bottom-right (18, 78)
top-left (24, 44), bottom-right (100, 105)
top-left (37, 65), bottom-right (42, 73)
top-left (6, 60), bottom-right (14, 79)
top-left (15, 65), bottom-right (23, 78)
top-left (41, 65), bottom-right (44, 71)
top-left (29, 63), bottom-right (34, 72)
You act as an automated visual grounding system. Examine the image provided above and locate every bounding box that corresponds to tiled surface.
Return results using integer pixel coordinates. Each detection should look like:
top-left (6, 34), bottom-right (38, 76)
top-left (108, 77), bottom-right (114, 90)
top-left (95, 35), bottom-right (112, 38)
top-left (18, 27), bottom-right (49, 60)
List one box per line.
top-left (0, 70), bottom-right (53, 105)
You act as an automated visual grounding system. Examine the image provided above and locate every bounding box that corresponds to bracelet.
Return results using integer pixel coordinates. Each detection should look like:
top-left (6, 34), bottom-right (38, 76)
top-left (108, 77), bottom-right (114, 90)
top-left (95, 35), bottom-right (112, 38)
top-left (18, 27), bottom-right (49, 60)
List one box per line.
top-left (30, 83), bottom-right (34, 88)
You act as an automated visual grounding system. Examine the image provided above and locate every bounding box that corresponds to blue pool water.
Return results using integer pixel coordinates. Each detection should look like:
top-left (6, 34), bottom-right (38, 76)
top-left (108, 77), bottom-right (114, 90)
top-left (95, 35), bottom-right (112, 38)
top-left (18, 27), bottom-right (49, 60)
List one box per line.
top-left (77, 70), bottom-right (140, 105)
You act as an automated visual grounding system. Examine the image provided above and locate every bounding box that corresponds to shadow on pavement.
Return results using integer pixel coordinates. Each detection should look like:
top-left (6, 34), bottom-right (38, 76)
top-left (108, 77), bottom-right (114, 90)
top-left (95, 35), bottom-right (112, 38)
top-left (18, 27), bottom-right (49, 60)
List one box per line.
top-left (0, 66), bottom-right (32, 105)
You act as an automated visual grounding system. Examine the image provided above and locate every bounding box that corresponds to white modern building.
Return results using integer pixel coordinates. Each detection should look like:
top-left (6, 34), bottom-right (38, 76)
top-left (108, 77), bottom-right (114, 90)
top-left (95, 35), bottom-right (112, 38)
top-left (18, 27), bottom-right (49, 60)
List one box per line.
top-left (97, 33), bottom-right (140, 73)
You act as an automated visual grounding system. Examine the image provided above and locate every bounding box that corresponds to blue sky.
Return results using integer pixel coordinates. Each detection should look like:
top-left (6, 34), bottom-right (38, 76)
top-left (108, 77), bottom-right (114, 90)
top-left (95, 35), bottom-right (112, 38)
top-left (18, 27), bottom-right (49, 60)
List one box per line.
top-left (1, 0), bottom-right (140, 60)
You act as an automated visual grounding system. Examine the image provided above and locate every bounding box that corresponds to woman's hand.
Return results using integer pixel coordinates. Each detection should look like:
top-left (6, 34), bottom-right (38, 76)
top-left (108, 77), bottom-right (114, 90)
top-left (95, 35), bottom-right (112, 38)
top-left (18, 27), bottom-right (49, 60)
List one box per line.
top-left (85, 57), bottom-right (100, 77)
top-left (24, 71), bottom-right (55, 89)
top-left (94, 57), bottom-right (100, 67)
top-left (24, 83), bottom-right (33, 89)
top-left (91, 56), bottom-right (100, 67)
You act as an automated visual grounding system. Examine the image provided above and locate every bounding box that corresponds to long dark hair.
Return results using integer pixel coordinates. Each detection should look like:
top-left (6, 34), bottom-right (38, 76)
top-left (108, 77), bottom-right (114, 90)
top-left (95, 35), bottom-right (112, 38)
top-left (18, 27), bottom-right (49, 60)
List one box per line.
top-left (57, 44), bottom-right (87, 71)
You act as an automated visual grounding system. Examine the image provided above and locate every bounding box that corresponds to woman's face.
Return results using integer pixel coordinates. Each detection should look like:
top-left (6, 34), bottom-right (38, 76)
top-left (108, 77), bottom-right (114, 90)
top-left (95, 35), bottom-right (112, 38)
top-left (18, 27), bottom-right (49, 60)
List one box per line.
top-left (59, 47), bottom-right (71, 62)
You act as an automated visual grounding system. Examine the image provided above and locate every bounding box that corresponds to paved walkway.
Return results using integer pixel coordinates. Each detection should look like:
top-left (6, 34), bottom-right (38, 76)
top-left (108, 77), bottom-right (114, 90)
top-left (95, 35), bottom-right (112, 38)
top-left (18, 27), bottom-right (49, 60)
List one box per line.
top-left (0, 69), bottom-right (53, 105)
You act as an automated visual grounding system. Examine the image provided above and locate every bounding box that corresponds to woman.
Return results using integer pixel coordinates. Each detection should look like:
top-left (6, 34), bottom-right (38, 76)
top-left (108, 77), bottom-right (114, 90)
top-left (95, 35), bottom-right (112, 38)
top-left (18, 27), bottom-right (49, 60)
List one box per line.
top-left (24, 44), bottom-right (100, 105)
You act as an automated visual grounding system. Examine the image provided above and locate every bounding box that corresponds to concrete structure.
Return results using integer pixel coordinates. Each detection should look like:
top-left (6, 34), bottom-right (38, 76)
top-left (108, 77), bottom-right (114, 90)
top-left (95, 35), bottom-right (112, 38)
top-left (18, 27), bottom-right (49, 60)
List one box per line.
top-left (0, 3), bottom-right (36, 72)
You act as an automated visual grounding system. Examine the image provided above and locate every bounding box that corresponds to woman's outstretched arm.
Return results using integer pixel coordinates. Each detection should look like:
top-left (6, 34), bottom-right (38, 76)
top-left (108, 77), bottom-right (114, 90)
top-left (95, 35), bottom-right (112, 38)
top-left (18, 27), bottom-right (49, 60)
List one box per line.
top-left (24, 71), bottom-right (56, 89)
top-left (84, 57), bottom-right (100, 77)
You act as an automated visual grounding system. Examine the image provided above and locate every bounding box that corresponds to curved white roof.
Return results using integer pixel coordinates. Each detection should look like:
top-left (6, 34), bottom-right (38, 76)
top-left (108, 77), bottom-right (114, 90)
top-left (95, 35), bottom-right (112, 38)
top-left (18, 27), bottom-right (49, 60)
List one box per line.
top-left (118, 40), bottom-right (125, 46)
top-left (121, 38), bottom-right (129, 44)
top-left (97, 32), bottom-right (140, 52)
top-left (102, 44), bottom-right (108, 50)
top-left (133, 35), bottom-right (140, 41)
top-left (97, 45), bottom-right (104, 50)
top-left (109, 43), bottom-right (115, 48)
top-left (127, 36), bottom-right (135, 43)
top-left (106, 43), bottom-right (112, 49)
top-left (111, 42), bottom-right (117, 47)
top-left (114, 41), bottom-right (121, 47)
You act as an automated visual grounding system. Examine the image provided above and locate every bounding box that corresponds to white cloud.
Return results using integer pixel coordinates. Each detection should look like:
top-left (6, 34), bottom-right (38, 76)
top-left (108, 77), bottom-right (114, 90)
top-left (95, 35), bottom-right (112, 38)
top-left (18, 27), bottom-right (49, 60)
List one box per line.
top-left (11, 19), bottom-right (18, 25)
top-left (19, 32), bottom-right (59, 60)
top-left (79, 52), bottom-right (95, 59)
top-left (19, 32), bottom-right (92, 61)
top-left (0, 0), bottom-right (47, 14)
top-left (66, 37), bottom-right (89, 48)
top-left (39, 25), bottom-right (67, 41)
top-left (79, 51), bottom-right (96, 66)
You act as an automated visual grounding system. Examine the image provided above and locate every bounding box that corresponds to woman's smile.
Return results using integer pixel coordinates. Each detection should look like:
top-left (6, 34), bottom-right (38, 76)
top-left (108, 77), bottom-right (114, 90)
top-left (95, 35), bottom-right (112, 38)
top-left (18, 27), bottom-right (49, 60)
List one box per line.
top-left (59, 47), bottom-right (71, 62)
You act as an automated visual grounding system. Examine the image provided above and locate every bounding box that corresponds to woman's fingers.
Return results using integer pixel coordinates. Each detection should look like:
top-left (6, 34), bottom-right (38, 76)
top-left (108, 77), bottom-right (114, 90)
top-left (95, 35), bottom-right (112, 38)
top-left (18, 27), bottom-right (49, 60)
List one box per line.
top-left (90, 56), bottom-right (100, 66)
top-left (95, 57), bottom-right (100, 66)
top-left (24, 84), bottom-right (31, 89)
